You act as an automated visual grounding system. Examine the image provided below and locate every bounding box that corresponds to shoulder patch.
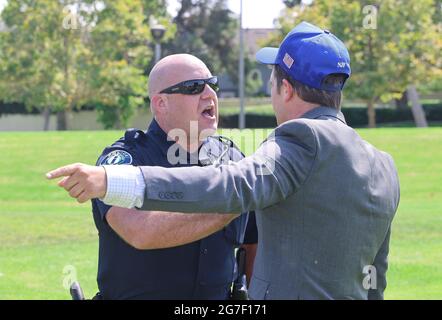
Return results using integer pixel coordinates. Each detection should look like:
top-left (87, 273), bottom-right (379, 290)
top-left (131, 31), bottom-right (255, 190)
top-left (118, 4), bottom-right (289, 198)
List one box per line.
top-left (99, 150), bottom-right (133, 165)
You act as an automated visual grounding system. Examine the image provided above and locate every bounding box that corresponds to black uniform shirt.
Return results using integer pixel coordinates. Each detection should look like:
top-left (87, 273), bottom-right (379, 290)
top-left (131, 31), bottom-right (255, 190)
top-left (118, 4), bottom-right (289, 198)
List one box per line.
top-left (92, 119), bottom-right (257, 299)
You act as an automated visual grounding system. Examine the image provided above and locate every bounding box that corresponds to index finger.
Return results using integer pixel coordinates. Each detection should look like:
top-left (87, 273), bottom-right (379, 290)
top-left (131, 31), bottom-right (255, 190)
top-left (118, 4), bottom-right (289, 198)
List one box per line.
top-left (46, 163), bottom-right (82, 180)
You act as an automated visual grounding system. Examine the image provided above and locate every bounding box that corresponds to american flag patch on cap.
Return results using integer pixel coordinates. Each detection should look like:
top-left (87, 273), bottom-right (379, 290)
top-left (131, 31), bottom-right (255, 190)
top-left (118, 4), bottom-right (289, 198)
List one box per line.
top-left (283, 53), bottom-right (294, 69)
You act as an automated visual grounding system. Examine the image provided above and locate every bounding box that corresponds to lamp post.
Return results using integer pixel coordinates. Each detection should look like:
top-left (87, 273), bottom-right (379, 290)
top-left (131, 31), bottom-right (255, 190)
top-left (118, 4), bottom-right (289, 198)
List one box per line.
top-left (151, 23), bottom-right (166, 63)
top-left (238, 0), bottom-right (245, 129)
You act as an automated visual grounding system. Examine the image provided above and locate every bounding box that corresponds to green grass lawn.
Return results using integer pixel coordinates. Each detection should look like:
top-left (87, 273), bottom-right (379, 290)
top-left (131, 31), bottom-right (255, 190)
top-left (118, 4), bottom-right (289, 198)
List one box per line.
top-left (1, 127), bottom-right (441, 299)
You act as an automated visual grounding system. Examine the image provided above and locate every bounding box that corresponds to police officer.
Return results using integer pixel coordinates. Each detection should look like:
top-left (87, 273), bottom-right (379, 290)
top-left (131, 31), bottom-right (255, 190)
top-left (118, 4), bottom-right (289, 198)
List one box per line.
top-left (90, 54), bottom-right (257, 299)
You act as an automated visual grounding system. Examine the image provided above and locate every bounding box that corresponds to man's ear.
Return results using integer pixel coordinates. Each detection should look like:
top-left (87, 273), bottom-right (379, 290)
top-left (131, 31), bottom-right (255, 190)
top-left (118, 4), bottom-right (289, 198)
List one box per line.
top-left (282, 79), bottom-right (294, 102)
top-left (151, 94), bottom-right (167, 115)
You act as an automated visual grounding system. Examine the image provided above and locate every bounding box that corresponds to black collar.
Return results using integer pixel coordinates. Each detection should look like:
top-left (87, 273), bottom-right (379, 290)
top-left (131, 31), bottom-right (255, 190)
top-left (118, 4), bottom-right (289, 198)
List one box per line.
top-left (146, 119), bottom-right (201, 162)
top-left (146, 119), bottom-right (176, 157)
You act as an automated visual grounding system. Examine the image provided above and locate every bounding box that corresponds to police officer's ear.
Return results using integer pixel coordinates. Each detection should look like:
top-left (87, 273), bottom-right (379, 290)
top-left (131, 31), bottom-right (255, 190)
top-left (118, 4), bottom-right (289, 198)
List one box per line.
top-left (150, 94), bottom-right (168, 115)
top-left (281, 79), bottom-right (294, 102)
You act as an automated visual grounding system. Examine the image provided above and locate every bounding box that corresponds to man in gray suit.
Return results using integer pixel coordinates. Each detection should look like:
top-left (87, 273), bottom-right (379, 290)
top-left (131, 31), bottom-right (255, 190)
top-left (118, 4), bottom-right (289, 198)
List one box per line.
top-left (48, 22), bottom-right (400, 299)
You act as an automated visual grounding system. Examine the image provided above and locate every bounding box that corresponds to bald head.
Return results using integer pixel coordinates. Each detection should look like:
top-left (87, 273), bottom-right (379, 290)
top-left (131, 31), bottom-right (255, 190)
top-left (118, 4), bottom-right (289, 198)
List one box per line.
top-left (148, 54), bottom-right (212, 97)
top-left (147, 54), bottom-right (219, 145)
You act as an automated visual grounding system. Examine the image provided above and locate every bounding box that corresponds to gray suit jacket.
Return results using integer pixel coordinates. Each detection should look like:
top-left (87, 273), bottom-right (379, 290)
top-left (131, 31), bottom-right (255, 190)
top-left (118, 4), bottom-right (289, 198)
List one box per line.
top-left (138, 107), bottom-right (400, 300)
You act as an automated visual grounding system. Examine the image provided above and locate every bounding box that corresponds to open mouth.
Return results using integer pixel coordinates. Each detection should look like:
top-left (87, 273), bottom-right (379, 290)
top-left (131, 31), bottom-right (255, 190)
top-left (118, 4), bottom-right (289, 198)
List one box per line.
top-left (201, 105), bottom-right (216, 119)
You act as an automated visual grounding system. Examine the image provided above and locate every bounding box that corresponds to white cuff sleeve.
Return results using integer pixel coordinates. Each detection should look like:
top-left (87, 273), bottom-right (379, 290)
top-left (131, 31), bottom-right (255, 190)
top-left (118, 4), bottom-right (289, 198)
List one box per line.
top-left (101, 165), bottom-right (146, 209)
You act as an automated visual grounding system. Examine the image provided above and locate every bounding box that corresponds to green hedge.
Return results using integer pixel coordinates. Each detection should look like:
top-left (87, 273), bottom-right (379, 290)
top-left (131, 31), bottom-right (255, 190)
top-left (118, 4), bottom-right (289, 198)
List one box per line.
top-left (0, 102), bottom-right (41, 115)
top-left (219, 104), bottom-right (442, 128)
top-left (3, 101), bottom-right (442, 128)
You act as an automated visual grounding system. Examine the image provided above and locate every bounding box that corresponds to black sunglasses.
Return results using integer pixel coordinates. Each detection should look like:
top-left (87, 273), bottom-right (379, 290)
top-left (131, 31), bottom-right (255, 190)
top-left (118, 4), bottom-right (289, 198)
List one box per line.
top-left (160, 76), bottom-right (219, 95)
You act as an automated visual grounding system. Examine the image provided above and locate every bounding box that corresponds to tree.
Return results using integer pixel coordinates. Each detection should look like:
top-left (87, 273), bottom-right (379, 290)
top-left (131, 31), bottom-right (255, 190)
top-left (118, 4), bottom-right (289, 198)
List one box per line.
top-left (84, 1), bottom-right (154, 129)
top-left (0, 0), bottom-right (92, 130)
top-left (141, 0), bottom-right (168, 18)
top-left (162, 0), bottom-right (240, 85)
top-left (273, 0), bottom-right (442, 127)
top-left (283, 0), bottom-right (303, 8)
top-left (244, 57), bottom-right (264, 96)
top-left (0, 0), bottom-right (172, 130)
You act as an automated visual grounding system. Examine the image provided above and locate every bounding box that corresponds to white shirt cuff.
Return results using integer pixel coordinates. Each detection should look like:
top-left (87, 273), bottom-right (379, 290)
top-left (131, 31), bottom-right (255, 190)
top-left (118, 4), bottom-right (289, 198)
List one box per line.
top-left (101, 165), bottom-right (145, 209)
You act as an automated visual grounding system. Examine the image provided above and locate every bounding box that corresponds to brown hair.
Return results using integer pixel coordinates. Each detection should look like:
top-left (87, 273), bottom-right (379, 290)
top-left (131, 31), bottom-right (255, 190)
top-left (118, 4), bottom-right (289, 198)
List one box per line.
top-left (273, 65), bottom-right (347, 110)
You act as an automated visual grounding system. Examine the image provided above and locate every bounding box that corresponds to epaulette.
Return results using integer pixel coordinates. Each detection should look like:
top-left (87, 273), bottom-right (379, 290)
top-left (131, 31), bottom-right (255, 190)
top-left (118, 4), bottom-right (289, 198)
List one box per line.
top-left (124, 128), bottom-right (146, 145)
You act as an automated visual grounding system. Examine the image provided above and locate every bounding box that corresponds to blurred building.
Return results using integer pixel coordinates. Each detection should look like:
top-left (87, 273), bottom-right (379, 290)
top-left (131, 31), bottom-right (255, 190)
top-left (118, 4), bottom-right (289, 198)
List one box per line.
top-left (218, 28), bottom-right (278, 98)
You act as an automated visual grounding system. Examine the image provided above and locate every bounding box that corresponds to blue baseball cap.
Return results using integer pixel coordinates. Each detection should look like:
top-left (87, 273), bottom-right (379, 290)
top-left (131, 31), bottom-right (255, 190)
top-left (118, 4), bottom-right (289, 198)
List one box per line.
top-left (256, 21), bottom-right (351, 92)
